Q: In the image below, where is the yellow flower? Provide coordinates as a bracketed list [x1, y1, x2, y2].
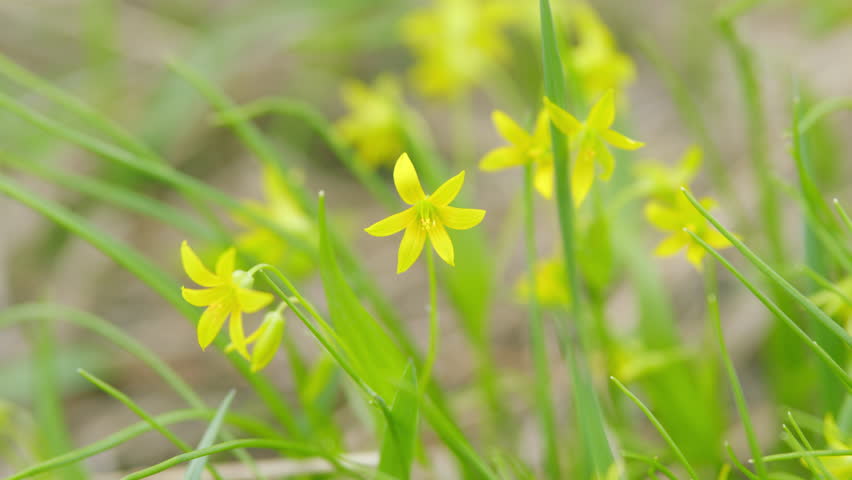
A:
[480, 109, 554, 198]
[567, 3, 636, 99]
[180, 241, 273, 358]
[545, 90, 644, 205]
[515, 256, 571, 308]
[335, 75, 406, 169]
[811, 276, 852, 333]
[634, 146, 703, 200]
[365, 153, 485, 273]
[816, 414, 852, 477]
[235, 166, 314, 275]
[402, 0, 513, 98]
[645, 195, 732, 270]
[226, 308, 286, 372]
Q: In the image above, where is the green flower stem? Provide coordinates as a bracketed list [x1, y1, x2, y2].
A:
[76, 370, 225, 480]
[703, 260, 767, 479]
[539, 0, 614, 475]
[785, 411, 836, 479]
[718, 19, 784, 265]
[834, 199, 852, 234]
[622, 452, 678, 480]
[610, 376, 699, 480]
[761, 449, 852, 463]
[523, 164, 561, 479]
[684, 228, 852, 390]
[725, 441, 760, 480]
[800, 97, 852, 134]
[420, 246, 439, 392]
[682, 188, 852, 348]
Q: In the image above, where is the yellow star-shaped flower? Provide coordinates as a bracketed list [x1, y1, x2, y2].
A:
[544, 90, 644, 205]
[645, 195, 732, 270]
[180, 241, 273, 358]
[634, 146, 703, 201]
[365, 153, 485, 273]
[335, 75, 406, 169]
[480, 109, 554, 198]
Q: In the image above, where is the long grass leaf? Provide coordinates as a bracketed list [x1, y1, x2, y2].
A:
[185, 391, 237, 480]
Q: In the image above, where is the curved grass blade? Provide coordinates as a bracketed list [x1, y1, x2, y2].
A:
[185, 390, 237, 480]
[378, 362, 418, 480]
[610, 376, 699, 480]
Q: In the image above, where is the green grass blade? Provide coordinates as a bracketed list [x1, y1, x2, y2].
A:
[378, 362, 419, 480]
[610, 376, 699, 480]
[0, 175, 302, 436]
[684, 228, 852, 390]
[185, 390, 236, 480]
[704, 263, 767, 478]
[539, 0, 614, 475]
[682, 188, 852, 348]
[800, 97, 852, 134]
[6, 410, 220, 480]
[784, 411, 836, 480]
[30, 319, 87, 480]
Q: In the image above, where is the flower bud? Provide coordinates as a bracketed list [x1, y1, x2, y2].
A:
[250, 310, 286, 372]
[232, 270, 255, 289]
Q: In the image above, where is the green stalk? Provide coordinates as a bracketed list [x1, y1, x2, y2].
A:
[523, 164, 561, 478]
[539, 0, 614, 475]
[785, 411, 836, 479]
[704, 261, 767, 479]
[762, 449, 852, 463]
[420, 246, 439, 391]
[610, 377, 699, 480]
[718, 19, 784, 264]
[835, 199, 852, 234]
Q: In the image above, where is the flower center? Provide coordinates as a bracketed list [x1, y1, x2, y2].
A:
[417, 201, 438, 231]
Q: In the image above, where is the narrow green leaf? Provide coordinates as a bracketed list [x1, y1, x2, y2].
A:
[378, 362, 419, 480]
[185, 390, 237, 480]
[610, 376, 699, 480]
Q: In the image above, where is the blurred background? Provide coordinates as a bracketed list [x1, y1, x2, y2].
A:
[2, 0, 852, 477]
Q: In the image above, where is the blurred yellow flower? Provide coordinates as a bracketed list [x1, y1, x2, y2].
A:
[226, 307, 286, 372]
[811, 276, 852, 333]
[480, 109, 554, 198]
[545, 91, 644, 205]
[402, 0, 513, 98]
[235, 166, 314, 276]
[567, 3, 636, 99]
[515, 256, 571, 308]
[365, 153, 485, 273]
[335, 75, 406, 169]
[645, 195, 732, 270]
[634, 146, 703, 200]
[180, 241, 273, 358]
[815, 414, 852, 478]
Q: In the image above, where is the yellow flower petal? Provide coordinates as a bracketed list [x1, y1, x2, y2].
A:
[215, 247, 236, 278]
[393, 153, 426, 204]
[544, 97, 582, 136]
[438, 206, 485, 230]
[601, 129, 644, 150]
[182, 286, 228, 307]
[654, 232, 688, 256]
[229, 309, 250, 360]
[237, 288, 274, 313]
[492, 110, 530, 145]
[365, 207, 417, 237]
[571, 151, 596, 206]
[479, 146, 526, 171]
[430, 170, 465, 206]
[531, 160, 553, 199]
[644, 202, 680, 231]
[587, 90, 615, 130]
[429, 222, 454, 266]
[532, 109, 551, 139]
[686, 242, 705, 270]
[197, 302, 230, 349]
[597, 138, 615, 180]
[704, 229, 732, 249]
[181, 241, 221, 287]
[397, 224, 427, 274]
